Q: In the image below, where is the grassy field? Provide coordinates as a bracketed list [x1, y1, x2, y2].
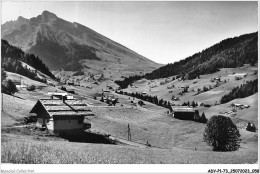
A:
[1, 65, 258, 164]
[2, 130, 257, 164]
[125, 65, 257, 105]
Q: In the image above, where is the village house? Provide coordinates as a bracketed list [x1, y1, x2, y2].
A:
[214, 77, 221, 82]
[171, 107, 197, 120]
[181, 85, 189, 92]
[30, 95, 95, 135]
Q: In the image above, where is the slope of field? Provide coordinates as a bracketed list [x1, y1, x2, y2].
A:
[1, 67, 258, 164]
[6, 72, 47, 87]
[19, 61, 57, 84]
[2, 131, 258, 164]
[124, 65, 257, 105]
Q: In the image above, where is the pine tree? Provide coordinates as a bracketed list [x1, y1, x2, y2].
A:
[200, 112, 207, 123]
[191, 101, 196, 108]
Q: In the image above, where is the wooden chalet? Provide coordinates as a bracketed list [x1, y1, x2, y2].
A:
[30, 98, 95, 135]
[171, 107, 197, 120]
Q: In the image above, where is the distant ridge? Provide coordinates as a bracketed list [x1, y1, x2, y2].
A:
[144, 32, 258, 80]
[116, 32, 258, 88]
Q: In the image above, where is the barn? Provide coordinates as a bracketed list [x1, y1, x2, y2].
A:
[29, 98, 95, 135]
[172, 107, 196, 120]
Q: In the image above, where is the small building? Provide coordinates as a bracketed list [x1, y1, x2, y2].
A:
[67, 82, 74, 86]
[172, 107, 197, 120]
[204, 104, 211, 108]
[214, 77, 221, 82]
[181, 86, 189, 92]
[234, 103, 243, 109]
[66, 89, 75, 94]
[48, 92, 67, 99]
[29, 98, 95, 135]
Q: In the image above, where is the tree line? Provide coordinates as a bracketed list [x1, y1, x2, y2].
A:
[116, 90, 207, 123]
[2, 57, 47, 84]
[116, 90, 173, 112]
[115, 32, 258, 89]
[220, 79, 258, 104]
[1, 39, 55, 79]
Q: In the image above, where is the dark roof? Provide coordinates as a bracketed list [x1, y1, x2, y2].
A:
[30, 99, 95, 117]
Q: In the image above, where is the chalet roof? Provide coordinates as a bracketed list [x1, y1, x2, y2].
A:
[172, 107, 196, 113]
[30, 99, 95, 118]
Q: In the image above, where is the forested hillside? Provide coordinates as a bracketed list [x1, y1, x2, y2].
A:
[220, 79, 258, 104]
[1, 39, 55, 79]
[116, 32, 258, 89]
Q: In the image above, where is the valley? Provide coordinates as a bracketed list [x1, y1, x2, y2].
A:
[1, 10, 258, 165]
[1, 64, 258, 164]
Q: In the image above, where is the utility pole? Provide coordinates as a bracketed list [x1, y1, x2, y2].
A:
[128, 123, 132, 141]
[20, 75, 22, 89]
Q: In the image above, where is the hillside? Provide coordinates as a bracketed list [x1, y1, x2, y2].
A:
[145, 32, 257, 80]
[1, 74, 258, 164]
[122, 64, 258, 123]
[116, 32, 258, 88]
[1, 11, 161, 76]
[1, 39, 55, 80]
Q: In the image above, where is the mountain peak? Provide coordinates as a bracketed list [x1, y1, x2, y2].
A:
[41, 10, 57, 21]
[1, 10, 161, 73]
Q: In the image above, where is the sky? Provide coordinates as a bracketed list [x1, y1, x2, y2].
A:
[1, 1, 258, 64]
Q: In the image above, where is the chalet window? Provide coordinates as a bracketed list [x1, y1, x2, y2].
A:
[78, 119, 83, 124]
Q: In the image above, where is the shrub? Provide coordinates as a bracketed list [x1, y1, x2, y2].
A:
[27, 85, 36, 91]
[2, 79, 18, 95]
[246, 122, 256, 132]
[1, 69, 7, 82]
[61, 86, 66, 91]
[203, 115, 241, 151]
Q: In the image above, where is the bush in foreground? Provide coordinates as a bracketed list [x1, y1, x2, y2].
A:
[1, 79, 18, 95]
[203, 115, 241, 151]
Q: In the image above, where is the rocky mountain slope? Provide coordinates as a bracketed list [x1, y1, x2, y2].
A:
[2, 11, 161, 76]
